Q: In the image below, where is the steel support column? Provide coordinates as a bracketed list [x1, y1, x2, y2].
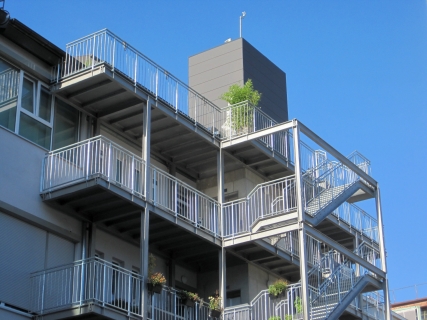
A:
[217, 148, 226, 308]
[219, 247, 226, 310]
[141, 97, 152, 319]
[375, 186, 391, 320]
[293, 121, 310, 319]
[140, 209, 149, 319]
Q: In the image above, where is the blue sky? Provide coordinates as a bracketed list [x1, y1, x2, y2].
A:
[9, 0, 427, 301]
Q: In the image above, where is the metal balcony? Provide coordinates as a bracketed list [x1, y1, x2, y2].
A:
[30, 257, 143, 319]
[30, 257, 212, 320]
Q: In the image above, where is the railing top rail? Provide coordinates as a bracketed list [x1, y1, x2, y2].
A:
[30, 257, 141, 277]
[64, 29, 221, 113]
[246, 175, 296, 199]
[349, 202, 378, 224]
[150, 164, 219, 205]
[46, 135, 142, 159]
[348, 150, 371, 165]
[222, 175, 296, 207]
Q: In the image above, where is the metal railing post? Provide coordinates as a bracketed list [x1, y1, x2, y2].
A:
[107, 142, 112, 181]
[112, 36, 115, 71]
[41, 271, 46, 314]
[127, 274, 131, 315]
[92, 35, 96, 70]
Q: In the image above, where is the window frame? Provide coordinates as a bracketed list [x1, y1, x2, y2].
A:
[15, 71, 54, 149]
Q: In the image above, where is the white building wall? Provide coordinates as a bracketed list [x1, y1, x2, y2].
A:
[0, 127, 81, 240]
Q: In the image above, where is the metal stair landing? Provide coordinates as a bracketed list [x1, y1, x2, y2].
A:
[251, 210, 298, 233]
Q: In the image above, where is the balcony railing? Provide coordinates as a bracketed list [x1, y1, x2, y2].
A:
[332, 202, 379, 243]
[30, 257, 212, 319]
[41, 136, 221, 237]
[148, 286, 211, 320]
[53, 29, 297, 157]
[30, 257, 143, 316]
[224, 283, 304, 320]
[41, 136, 146, 197]
[151, 166, 220, 236]
[223, 176, 297, 238]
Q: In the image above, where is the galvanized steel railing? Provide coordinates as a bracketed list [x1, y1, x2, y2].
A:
[303, 161, 363, 217]
[310, 263, 360, 320]
[41, 136, 220, 236]
[0, 68, 19, 104]
[54, 29, 297, 156]
[54, 29, 222, 130]
[148, 286, 211, 320]
[332, 202, 379, 243]
[222, 176, 297, 237]
[30, 257, 143, 316]
[223, 304, 251, 320]
[150, 166, 220, 236]
[236, 283, 303, 320]
[41, 136, 146, 197]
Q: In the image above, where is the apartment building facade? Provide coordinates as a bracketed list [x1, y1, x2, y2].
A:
[0, 10, 400, 320]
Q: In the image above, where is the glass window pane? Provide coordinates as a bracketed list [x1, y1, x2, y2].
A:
[39, 88, 51, 122]
[53, 99, 79, 150]
[0, 104, 16, 131]
[19, 112, 51, 149]
[0, 59, 19, 131]
[22, 78, 34, 113]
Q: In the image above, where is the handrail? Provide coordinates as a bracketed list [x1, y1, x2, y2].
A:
[41, 135, 221, 237]
[54, 29, 297, 156]
[41, 136, 146, 197]
[222, 176, 297, 237]
[150, 165, 220, 236]
[30, 257, 143, 315]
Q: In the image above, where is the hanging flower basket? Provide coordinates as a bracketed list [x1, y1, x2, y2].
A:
[147, 282, 163, 294]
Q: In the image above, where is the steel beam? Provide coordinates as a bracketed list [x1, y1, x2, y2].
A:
[298, 121, 377, 187]
[305, 225, 386, 279]
[221, 120, 294, 148]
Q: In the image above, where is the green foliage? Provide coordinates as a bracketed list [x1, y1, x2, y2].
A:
[268, 279, 288, 297]
[294, 296, 303, 314]
[268, 317, 282, 320]
[220, 79, 261, 106]
[182, 291, 200, 302]
[208, 295, 222, 311]
[285, 315, 293, 320]
[221, 79, 262, 132]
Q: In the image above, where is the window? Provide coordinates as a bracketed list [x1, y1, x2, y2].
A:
[52, 98, 79, 150]
[19, 113, 51, 149]
[0, 57, 81, 150]
[17, 73, 54, 149]
[21, 78, 35, 113]
[0, 59, 19, 131]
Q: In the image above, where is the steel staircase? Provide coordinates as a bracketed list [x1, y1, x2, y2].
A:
[303, 160, 373, 226]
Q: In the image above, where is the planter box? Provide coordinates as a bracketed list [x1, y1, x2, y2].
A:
[210, 309, 221, 318]
[182, 298, 195, 307]
[147, 283, 163, 294]
[269, 291, 286, 300]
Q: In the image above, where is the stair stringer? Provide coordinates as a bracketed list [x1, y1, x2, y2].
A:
[306, 180, 365, 226]
[325, 274, 382, 320]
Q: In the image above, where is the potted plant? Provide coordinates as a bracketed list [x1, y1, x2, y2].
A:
[147, 254, 166, 294]
[269, 316, 282, 320]
[268, 279, 288, 298]
[208, 295, 222, 318]
[220, 79, 261, 135]
[179, 291, 200, 307]
[148, 272, 166, 294]
[293, 296, 303, 319]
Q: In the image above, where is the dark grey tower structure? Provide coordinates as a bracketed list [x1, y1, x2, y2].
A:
[189, 38, 288, 123]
